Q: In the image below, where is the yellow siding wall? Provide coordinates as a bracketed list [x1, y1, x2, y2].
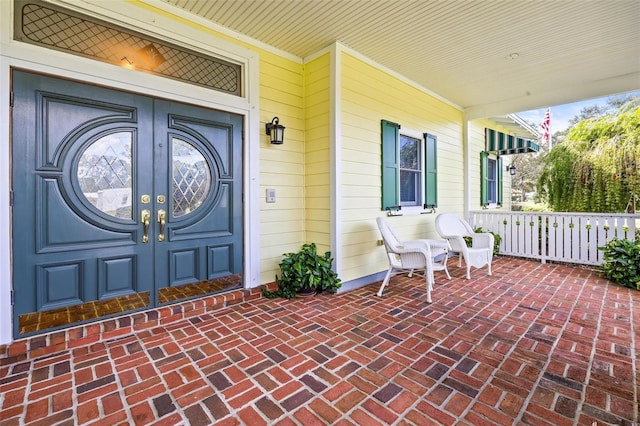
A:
[257, 51, 307, 283]
[304, 54, 331, 253]
[339, 52, 463, 282]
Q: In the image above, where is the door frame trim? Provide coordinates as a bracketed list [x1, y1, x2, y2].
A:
[0, 0, 261, 345]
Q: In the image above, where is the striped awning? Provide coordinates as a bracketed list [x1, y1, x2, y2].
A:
[485, 128, 540, 155]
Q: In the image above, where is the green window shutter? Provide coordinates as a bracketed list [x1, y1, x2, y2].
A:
[480, 151, 488, 206]
[497, 156, 503, 205]
[424, 133, 438, 208]
[381, 120, 400, 210]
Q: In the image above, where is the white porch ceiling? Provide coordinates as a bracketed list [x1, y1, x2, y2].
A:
[159, 0, 640, 119]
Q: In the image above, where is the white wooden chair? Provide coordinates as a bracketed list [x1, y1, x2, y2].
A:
[376, 217, 450, 302]
[435, 213, 493, 279]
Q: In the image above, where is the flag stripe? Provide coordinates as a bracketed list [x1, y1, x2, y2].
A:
[541, 107, 550, 143]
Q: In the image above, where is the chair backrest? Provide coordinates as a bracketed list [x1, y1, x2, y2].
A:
[435, 213, 474, 238]
[376, 217, 402, 253]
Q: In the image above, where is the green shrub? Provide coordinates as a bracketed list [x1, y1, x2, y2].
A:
[263, 243, 342, 299]
[599, 238, 640, 290]
[464, 227, 502, 256]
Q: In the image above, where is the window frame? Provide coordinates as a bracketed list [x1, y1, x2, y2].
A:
[399, 132, 423, 207]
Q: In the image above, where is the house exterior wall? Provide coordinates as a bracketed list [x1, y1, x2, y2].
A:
[338, 52, 464, 283]
[0, 0, 516, 344]
[257, 50, 307, 283]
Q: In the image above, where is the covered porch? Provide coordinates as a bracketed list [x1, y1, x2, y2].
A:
[1, 257, 637, 425]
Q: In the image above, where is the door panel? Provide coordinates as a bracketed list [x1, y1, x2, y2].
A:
[153, 100, 243, 292]
[12, 70, 243, 337]
[12, 71, 154, 332]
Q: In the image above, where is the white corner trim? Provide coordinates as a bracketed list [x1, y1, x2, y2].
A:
[0, 58, 11, 346]
[463, 116, 472, 217]
[330, 43, 342, 276]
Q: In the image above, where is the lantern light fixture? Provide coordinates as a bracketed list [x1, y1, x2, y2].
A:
[265, 117, 285, 144]
[507, 164, 517, 176]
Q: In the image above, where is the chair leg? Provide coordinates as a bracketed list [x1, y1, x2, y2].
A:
[466, 264, 471, 280]
[425, 275, 433, 303]
[377, 268, 393, 296]
[442, 256, 451, 280]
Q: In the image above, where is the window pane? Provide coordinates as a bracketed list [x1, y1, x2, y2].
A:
[400, 135, 419, 170]
[400, 170, 420, 205]
[399, 135, 421, 206]
[488, 158, 497, 203]
[78, 132, 132, 219]
[172, 138, 212, 217]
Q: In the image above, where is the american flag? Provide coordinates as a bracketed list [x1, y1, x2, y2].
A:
[541, 107, 551, 144]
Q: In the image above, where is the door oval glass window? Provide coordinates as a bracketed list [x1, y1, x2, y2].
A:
[77, 132, 132, 219]
[172, 138, 212, 218]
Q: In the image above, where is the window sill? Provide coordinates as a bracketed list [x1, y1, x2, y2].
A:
[483, 204, 502, 210]
[386, 205, 437, 217]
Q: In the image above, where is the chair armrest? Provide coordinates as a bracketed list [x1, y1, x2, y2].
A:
[399, 240, 433, 257]
[470, 233, 494, 250]
[439, 235, 468, 253]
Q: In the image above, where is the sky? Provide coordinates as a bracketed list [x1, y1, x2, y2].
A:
[515, 90, 640, 135]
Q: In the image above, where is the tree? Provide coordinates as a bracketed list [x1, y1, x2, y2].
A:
[537, 99, 640, 213]
[510, 146, 546, 203]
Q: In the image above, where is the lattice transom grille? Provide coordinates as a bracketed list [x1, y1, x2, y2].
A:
[15, 0, 241, 96]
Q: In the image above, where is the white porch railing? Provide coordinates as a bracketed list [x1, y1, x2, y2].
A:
[469, 211, 639, 266]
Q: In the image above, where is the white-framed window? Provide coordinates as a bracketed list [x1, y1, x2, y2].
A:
[381, 120, 438, 211]
[487, 157, 498, 204]
[480, 151, 503, 207]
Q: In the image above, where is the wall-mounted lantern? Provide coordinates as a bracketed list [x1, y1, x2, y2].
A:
[507, 164, 517, 175]
[265, 117, 285, 144]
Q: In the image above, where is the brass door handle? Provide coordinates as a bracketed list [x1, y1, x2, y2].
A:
[141, 209, 151, 243]
[157, 209, 166, 242]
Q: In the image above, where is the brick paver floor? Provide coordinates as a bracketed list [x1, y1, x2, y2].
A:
[0, 257, 638, 425]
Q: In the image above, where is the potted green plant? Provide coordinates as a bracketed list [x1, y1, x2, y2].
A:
[599, 237, 640, 290]
[263, 243, 342, 299]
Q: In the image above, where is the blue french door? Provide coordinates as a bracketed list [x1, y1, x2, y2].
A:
[11, 70, 243, 337]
